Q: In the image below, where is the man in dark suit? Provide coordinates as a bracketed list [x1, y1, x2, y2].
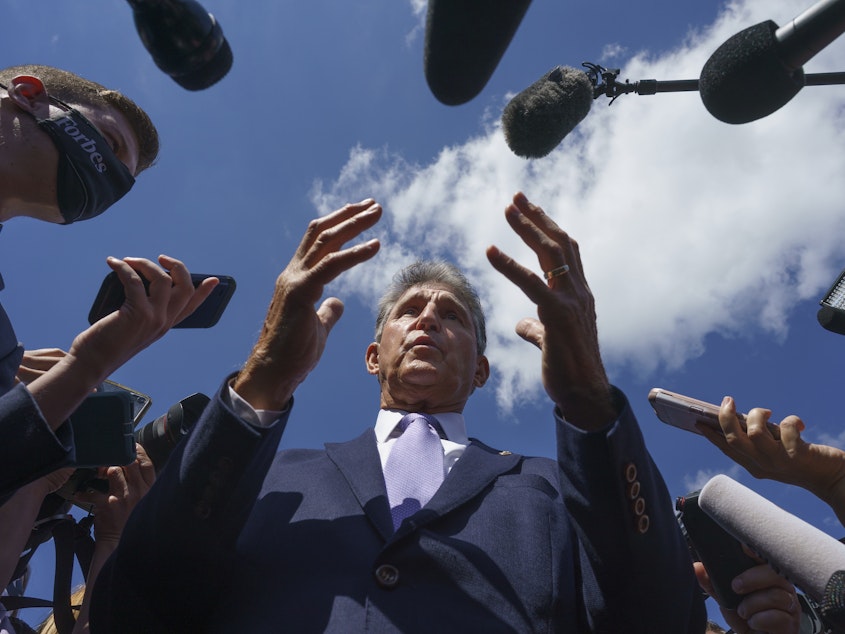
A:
[91, 192, 706, 632]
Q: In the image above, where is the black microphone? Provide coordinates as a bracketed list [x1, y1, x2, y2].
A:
[699, 0, 845, 123]
[126, 0, 232, 91]
[501, 66, 594, 159]
[424, 0, 532, 106]
[698, 474, 845, 629]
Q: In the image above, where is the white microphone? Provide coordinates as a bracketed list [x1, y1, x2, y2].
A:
[698, 474, 845, 627]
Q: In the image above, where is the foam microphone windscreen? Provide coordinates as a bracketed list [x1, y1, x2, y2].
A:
[501, 66, 594, 159]
[424, 0, 532, 106]
[699, 20, 805, 124]
[698, 474, 845, 603]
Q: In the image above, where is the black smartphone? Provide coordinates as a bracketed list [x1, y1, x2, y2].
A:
[69, 391, 137, 468]
[676, 490, 759, 609]
[88, 271, 236, 328]
[648, 387, 780, 439]
[56, 390, 142, 510]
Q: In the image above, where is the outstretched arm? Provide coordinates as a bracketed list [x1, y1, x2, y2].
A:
[699, 397, 845, 526]
[232, 199, 381, 410]
[489, 192, 704, 632]
[90, 200, 382, 632]
[27, 254, 217, 430]
[0, 256, 215, 500]
[486, 191, 616, 428]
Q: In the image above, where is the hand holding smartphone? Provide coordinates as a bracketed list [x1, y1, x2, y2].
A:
[88, 270, 236, 328]
[55, 380, 152, 510]
[648, 388, 780, 439]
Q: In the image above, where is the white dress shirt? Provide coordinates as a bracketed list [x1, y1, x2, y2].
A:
[226, 385, 470, 475]
[373, 409, 469, 476]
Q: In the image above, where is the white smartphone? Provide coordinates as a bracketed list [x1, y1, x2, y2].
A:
[647, 388, 779, 439]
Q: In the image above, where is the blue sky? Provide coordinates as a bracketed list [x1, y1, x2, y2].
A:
[5, 0, 845, 628]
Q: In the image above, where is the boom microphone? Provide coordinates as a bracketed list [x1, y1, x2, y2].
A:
[699, 0, 845, 123]
[424, 0, 532, 106]
[126, 0, 233, 91]
[501, 66, 594, 159]
[698, 474, 845, 628]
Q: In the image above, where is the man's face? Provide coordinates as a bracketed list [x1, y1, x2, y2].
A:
[36, 99, 140, 223]
[366, 283, 489, 412]
[74, 102, 140, 177]
[1, 84, 140, 224]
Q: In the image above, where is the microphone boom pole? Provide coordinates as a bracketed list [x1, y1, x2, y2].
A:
[584, 62, 845, 106]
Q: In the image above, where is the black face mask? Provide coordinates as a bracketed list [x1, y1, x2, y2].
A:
[34, 100, 136, 224]
[1, 83, 136, 224]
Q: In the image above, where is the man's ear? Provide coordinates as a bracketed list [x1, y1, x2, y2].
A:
[473, 355, 490, 388]
[7, 75, 50, 117]
[365, 342, 380, 376]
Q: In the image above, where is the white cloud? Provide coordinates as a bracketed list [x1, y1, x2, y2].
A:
[683, 464, 746, 494]
[312, 0, 845, 411]
[818, 429, 845, 451]
[600, 43, 627, 61]
[404, 0, 427, 47]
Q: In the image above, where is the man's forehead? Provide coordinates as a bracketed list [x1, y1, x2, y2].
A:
[395, 283, 469, 309]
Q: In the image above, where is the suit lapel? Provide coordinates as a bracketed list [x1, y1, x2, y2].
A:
[396, 439, 522, 535]
[325, 429, 394, 540]
[326, 433, 523, 540]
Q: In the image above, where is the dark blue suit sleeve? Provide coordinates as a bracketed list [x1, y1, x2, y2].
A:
[90, 378, 290, 633]
[556, 387, 706, 633]
[0, 306, 74, 504]
[0, 384, 74, 504]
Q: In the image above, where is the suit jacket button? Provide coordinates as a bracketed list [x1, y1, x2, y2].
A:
[637, 514, 650, 534]
[633, 496, 646, 516]
[624, 462, 637, 483]
[374, 564, 400, 588]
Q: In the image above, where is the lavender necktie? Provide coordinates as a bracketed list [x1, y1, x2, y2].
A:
[384, 413, 445, 531]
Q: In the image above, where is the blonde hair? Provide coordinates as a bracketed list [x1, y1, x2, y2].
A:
[36, 585, 86, 634]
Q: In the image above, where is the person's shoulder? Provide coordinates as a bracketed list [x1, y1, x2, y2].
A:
[519, 454, 559, 477]
[274, 446, 328, 463]
[469, 438, 559, 478]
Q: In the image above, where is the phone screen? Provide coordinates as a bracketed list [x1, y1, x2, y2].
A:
[96, 379, 152, 424]
[88, 271, 236, 328]
[70, 391, 136, 468]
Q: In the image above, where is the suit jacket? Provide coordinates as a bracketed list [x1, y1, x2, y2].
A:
[91, 382, 705, 633]
[0, 298, 73, 504]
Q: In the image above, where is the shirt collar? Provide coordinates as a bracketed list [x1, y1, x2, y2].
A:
[374, 408, 468, 445]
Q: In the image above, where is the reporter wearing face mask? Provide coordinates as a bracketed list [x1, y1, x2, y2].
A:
[0, 65, 216, 502]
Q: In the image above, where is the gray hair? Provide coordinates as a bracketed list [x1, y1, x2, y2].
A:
[375, 261, 486, 355]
